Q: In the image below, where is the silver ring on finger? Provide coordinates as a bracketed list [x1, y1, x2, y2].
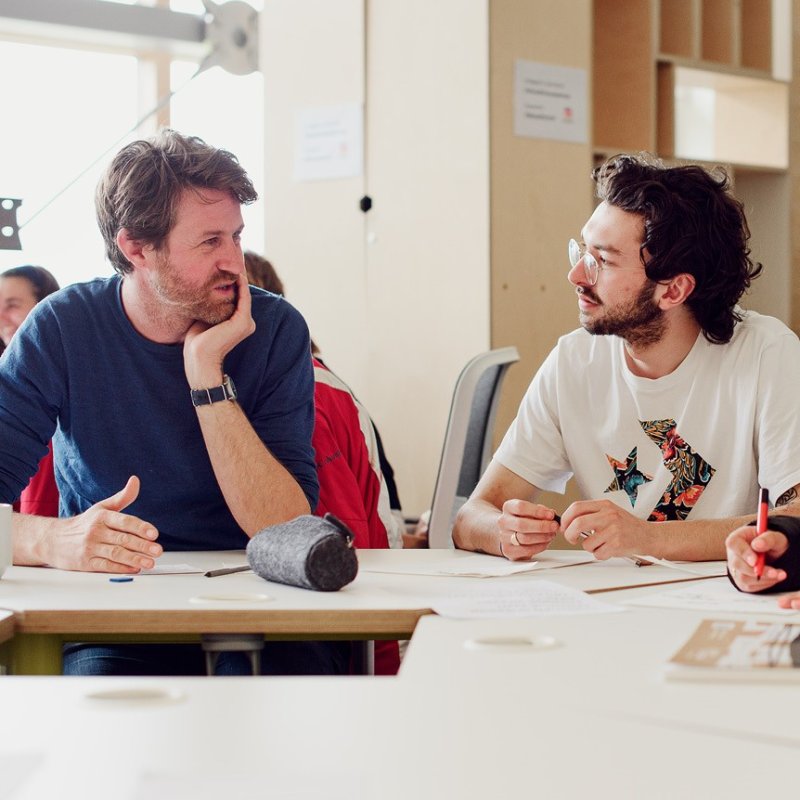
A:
[511, 531, 520, 547]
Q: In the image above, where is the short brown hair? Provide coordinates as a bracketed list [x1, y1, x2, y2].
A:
[96, 129, 258, 275]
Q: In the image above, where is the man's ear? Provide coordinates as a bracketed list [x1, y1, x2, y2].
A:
[656, 273, 696, 310]
[116, 229, 153, 270]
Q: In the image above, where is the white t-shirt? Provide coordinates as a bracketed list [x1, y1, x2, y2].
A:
[495, 311, 800, 521]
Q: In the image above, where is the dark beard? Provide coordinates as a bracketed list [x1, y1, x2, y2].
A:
[152, 254, 239, 326]
[581, 280, 665, 348]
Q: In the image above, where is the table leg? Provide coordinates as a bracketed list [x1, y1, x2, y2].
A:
[10, 634, 63, 675]
[351, 640, 375, 675]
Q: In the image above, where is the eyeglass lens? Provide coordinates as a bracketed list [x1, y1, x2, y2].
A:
[568, 239, 598, 284]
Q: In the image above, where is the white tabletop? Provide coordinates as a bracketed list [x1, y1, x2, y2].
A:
[401, 602, 800, 745]
[0, 549, 723, 644]
[0, 548, 727, 678]
[0, 671, 795, 800]
[0, 550, 430, 636]
[0, 551, 796, 798]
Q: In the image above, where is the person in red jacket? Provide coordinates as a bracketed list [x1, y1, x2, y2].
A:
[0, 265, 61, 517]
[244, 252, 402, 674]
[312, 358, 400, 674]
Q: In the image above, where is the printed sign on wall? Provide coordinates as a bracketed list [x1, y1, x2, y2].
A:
[514, 60, 588, 144]
[293, 104, 363, 182]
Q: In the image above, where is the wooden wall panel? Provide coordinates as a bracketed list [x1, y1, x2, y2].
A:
[489, 0, 594, 449]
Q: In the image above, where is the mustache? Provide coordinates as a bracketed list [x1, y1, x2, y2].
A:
[577, 286, 601, 304]
[206, 272, 239, 290]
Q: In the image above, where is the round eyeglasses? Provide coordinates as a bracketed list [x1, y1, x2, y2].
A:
[568, 239, 600, 286]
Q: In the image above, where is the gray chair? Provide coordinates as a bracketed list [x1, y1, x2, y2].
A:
[427, 346, 520, 549]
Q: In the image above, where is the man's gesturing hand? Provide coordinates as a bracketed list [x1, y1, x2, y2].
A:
[44, 476, 161, 573]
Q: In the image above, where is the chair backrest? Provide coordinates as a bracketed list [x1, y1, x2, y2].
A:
[427, 346, 520, 548]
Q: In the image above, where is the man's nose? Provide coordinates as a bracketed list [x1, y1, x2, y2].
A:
[567, 258, 591, 287]
[218, 240, 244, 273]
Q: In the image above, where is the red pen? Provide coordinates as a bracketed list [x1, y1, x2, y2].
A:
[755, 487, 769, 580]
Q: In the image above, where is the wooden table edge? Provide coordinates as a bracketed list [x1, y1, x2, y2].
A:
[12, 607, 434, 637]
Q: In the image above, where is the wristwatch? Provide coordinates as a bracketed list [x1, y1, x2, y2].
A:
[190, 374, 237, 407]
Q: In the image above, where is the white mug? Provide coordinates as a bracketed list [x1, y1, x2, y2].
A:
[0, 503, 11, 579]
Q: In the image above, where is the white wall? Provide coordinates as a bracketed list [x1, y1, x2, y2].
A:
[261, 0, 490, 515]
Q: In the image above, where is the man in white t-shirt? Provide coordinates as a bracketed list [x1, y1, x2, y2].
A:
[453, 153, 800, 562]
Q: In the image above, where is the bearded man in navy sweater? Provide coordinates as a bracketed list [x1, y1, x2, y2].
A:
[0, 129, 346, 676]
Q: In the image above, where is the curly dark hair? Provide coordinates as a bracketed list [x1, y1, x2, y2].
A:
[96, 129, 258, 275]
[592, 153, 762, 344]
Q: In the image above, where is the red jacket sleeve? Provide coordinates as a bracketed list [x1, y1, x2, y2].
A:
[18, 441, 59, 517]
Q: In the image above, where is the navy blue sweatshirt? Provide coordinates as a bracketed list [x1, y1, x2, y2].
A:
[0, 276, 318, 550]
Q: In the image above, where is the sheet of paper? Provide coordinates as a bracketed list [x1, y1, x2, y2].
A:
[139, 564, 203, 575]
[624, 580, 800, 615]
[431, 579, 625, 619]
[360, 551, 592, 578]
[359, 550, 594, 578]
[631, 556, 727, 577]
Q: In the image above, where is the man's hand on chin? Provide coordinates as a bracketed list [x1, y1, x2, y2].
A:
[183, 272, 255, 387]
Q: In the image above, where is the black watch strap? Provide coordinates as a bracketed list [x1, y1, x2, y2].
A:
[191, 374, 237, 407]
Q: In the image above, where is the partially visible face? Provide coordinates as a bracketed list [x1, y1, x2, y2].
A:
[147, 188, 245, 325]
[0, 276, 38, 346]
[568, 201, 665, 348]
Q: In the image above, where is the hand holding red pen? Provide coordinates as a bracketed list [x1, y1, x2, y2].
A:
[725, 523, 789, 593]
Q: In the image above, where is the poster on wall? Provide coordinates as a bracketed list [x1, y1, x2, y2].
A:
[513, 60, 588, 144]
[293, 103, 363, 182]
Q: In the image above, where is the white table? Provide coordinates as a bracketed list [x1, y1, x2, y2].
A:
[401, 592, 800, 747]
[0, 670, 795, 800]
[0, 550, 724, 674]
[1, 553, 797, 798]
[0, 550, 425, 673]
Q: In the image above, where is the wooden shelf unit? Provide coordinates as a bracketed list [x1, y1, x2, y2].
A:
[657, 62, 788, 168]
[595, 1, 785, 158]
[658, 0, 774, 69]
